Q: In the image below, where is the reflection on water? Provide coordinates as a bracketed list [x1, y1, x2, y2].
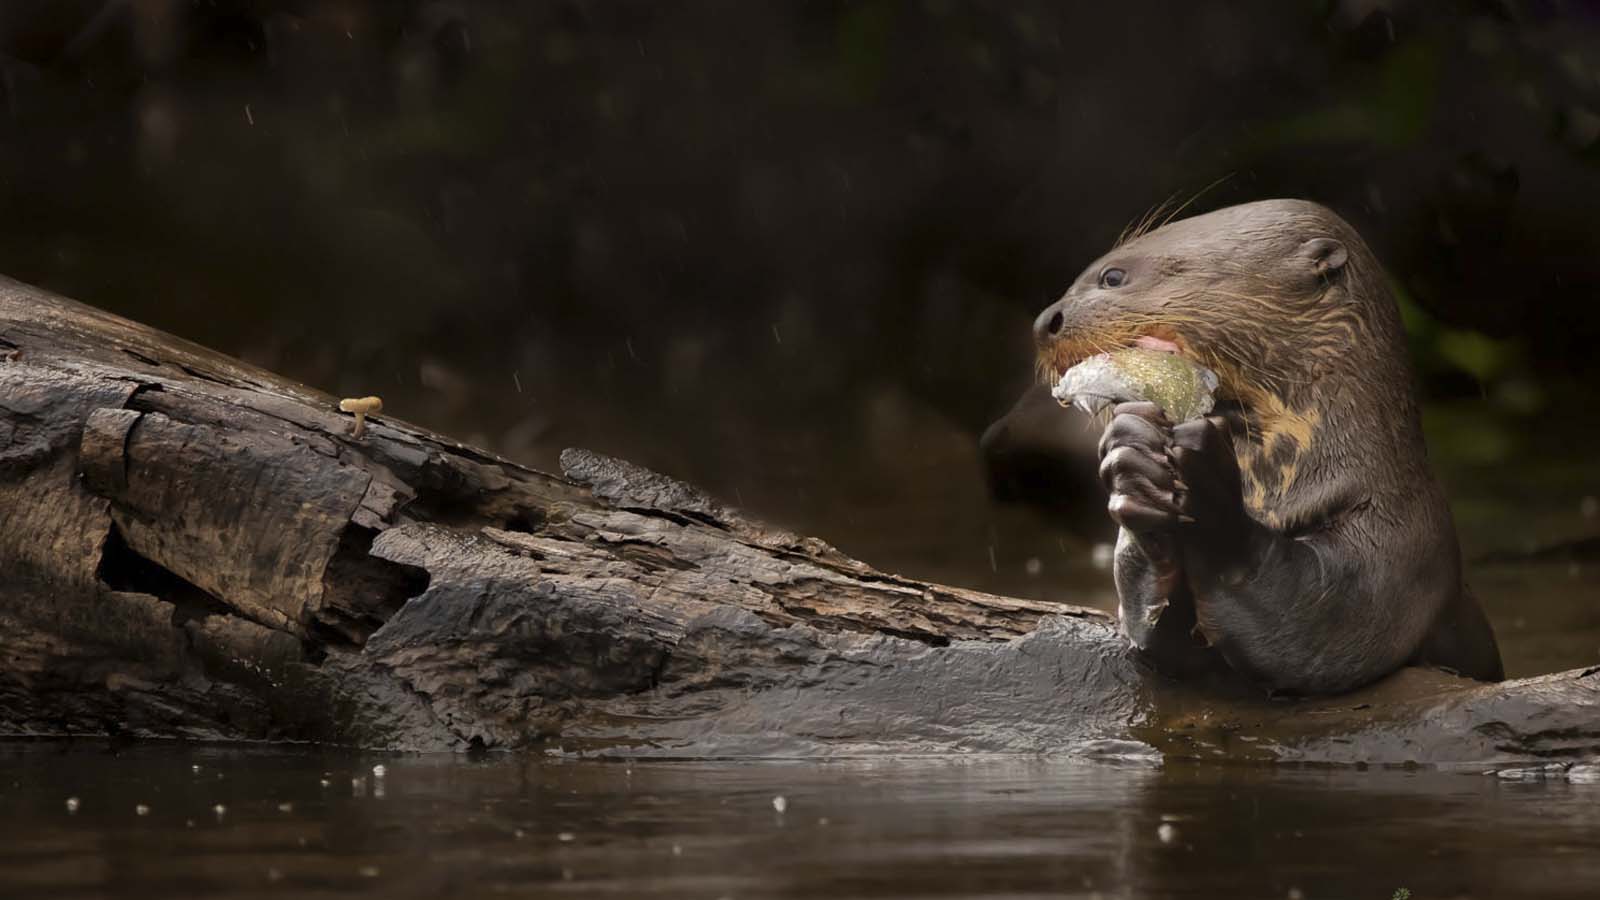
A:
[1474, 559, 1600, 679]
[3, 742, 1599, 899]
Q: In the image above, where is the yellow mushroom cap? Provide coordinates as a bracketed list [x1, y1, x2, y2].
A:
[339, 396, 383, 415]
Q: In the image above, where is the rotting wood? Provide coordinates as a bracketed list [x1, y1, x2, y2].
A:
[1, 274, 1596, 764]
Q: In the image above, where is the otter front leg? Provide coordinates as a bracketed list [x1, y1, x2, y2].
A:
[1166, 416, 1428, 694]
[1098, 403, 1200, 661]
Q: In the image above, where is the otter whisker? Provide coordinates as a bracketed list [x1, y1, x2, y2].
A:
[1116, 192, 1181, 249]
[1156, 172, 1235, 231]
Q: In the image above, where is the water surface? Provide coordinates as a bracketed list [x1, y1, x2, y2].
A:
[3, 742, 1597, 899]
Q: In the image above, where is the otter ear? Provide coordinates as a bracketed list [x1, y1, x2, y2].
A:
[1300, 237, 1347, 280]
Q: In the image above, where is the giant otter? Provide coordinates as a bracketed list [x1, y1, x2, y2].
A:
[1032, 199, 1503, 695]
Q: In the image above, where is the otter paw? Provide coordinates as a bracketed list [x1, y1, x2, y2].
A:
[1098, 401, 1186, 532]
[1169, 414, 1247, 536]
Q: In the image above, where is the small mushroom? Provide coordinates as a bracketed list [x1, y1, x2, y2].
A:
[338, 396, 383, 439]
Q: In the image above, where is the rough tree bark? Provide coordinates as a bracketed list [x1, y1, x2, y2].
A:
[1, 275, 1596, 764]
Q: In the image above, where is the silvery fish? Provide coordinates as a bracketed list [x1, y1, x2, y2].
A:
[1051, 348, 1218, 422]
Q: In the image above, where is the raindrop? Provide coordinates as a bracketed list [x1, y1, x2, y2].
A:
[1091, 543, 1115, 569]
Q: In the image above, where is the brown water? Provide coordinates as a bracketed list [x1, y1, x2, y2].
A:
[3, 742, 1598, 899]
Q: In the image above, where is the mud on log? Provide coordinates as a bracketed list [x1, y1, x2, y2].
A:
[1, 275, 1596, 763]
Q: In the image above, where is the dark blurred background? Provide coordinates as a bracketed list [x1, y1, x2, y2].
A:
[2, 1, 1599, 630]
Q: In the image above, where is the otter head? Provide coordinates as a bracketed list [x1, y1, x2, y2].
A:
[1033, 199, 1407, 420]
[1033, 198, 1415, 519]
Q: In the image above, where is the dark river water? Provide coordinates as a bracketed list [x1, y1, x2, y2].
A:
[3, 742, 1598, 900]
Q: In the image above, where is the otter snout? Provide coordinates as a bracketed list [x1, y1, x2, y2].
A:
[1033, 301, 1067, 346]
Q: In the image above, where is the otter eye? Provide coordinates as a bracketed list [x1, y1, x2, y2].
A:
[1099, 267, 1127, 288]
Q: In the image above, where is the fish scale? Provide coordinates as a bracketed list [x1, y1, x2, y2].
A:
[1051, 348, 1219, 422]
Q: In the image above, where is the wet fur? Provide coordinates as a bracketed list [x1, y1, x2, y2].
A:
[1035, 199, 1503, 694]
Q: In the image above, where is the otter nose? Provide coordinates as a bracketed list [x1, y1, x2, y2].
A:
[1033, 302, 1067, 346]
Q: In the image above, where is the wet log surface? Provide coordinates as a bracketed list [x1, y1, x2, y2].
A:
[2, 275, 1596, 765]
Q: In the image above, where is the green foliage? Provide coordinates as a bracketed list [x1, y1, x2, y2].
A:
[1253, 43, 1440, 149]
[1392, 279, 1535, 407]
[1435, 328, 1513, 383]
[1392, 889, 1412, 900]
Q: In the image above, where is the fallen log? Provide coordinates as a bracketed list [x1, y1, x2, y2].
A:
[2, 275, 1596, 764]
